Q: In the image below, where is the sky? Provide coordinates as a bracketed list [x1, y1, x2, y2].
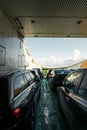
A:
[25, 38, 87, 67]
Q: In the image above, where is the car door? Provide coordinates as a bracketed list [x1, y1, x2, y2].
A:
[64, 71, 87, 130]
[76, 73, 87, 129]
[59, 71, 83, 130]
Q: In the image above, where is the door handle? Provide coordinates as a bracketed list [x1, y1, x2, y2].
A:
[65, 96, 70, 102]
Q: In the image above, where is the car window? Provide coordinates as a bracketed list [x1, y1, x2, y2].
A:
[23, 72, 33, 85]
[63, 70, 71, 74]
[24, 73, 32, 81]
[78, 73, 87, 98]
[29, 72, 35, 79]
[14, 75, 25, 97]
[65, 72, 82, 91]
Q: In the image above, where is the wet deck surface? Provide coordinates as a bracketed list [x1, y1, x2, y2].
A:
[35, 78, 70, 130]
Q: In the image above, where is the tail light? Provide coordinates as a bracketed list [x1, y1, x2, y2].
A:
[13, 108, 21, 118]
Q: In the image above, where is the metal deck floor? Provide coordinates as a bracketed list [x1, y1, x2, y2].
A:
[35, 78, 70, 130]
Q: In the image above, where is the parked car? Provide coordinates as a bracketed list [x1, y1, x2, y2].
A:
[57, 68, 87, 130]
[0, 69, 39, 130]
[50, 69, 71, 91]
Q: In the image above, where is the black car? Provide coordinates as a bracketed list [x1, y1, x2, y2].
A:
[57, 68, 87, 130]
[0, 69, 39, 130]
[50, 69, 71, 91]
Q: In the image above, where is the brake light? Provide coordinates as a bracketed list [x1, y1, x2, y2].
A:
[13, 108, 21, 118]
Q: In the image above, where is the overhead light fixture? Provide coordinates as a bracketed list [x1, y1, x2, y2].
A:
[77, 20, 82, 24]
[67, 35, 70, 37]
[35, 35, 38, 37]
[31, 20, 35, 23]
[14, 18, 24, 29]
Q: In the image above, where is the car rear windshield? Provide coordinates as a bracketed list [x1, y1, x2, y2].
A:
[55, 70, 63, 74]
[55, 69, 71, 74]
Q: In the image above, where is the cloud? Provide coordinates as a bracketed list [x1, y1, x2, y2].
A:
[67, 49, 83, 61]
[73, 49, 82, 61]
[50, 56, 57, 62]
[37, 50, 86, 68]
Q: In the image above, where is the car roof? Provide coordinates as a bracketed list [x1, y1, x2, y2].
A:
[0, 69, 30, 77]
[72, 68, 87, 73]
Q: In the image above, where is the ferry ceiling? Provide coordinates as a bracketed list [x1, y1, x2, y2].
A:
[0, 0, 87, 38]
